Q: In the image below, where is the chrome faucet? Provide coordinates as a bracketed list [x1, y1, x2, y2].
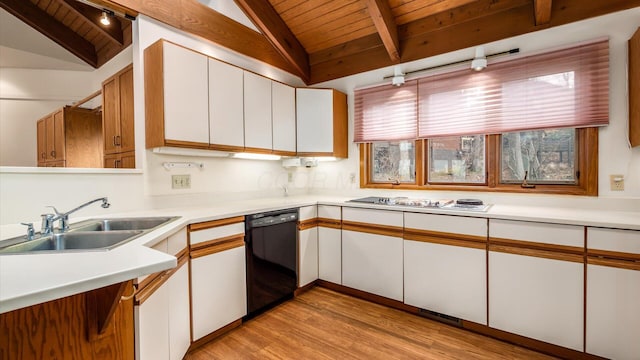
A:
[44, 197, 111, 233]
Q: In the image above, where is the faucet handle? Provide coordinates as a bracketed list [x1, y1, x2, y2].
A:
[20, 222, 35, 240]
[40, 213, 55, 234]
[46, 205, 62, 215]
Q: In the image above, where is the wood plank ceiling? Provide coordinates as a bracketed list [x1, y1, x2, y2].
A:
[0, 0, 133, 68]
[4, 0, 639, 83]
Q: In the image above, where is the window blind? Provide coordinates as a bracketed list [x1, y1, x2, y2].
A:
[418, 39, 609, 138]
[354, 80, 418, 142]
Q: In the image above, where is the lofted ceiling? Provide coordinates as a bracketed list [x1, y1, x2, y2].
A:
[3, 0, 639, 83]
[0, 0, 134, 69]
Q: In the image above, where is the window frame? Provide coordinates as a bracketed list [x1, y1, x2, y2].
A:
[360, 128, 598, 196]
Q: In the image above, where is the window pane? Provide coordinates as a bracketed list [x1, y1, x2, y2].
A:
[428, 135, 485, 183]
[370, 141, 415, 183]
[501, 129, 576, 184]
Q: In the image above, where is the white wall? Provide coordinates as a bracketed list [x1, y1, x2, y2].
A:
[0, 47, 134, 166]
[311, 8, 640, 202]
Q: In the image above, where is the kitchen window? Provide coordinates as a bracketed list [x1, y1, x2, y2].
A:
[357, 38, 606, 195]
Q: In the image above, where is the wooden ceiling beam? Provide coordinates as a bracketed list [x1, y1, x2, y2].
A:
[60, 0, 125, 46]
[309, 0, 640, 84]
[363, 0, 400, 62]
[534, 0, 553, 25]
[233, 0, 310, 83]
[0, 0, 97, 67]
[107, 0, 301, 81]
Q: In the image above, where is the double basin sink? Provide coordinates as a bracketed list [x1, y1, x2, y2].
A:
[0, 217, 179, 255]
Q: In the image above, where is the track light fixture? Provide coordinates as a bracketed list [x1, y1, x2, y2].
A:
[100, 11, 111, 26]
[471, 46, 487, 71]
[391, 66, 405, 86]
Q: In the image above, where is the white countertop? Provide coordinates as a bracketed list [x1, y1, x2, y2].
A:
[1, 194, 638, 314]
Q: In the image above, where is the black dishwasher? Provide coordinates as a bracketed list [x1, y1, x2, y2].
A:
[245, 208, 298, 318]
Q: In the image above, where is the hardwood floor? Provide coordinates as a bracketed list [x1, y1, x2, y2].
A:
[185, 287, 556, 359]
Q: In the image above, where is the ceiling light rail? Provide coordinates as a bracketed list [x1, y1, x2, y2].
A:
[383, 47, 519, 83]
[75, 0, 136, 20]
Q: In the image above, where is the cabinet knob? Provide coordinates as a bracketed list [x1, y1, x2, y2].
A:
[50, 150, 56, 158]
[115, 159, 121, 168]
[115, 135, 122, 146]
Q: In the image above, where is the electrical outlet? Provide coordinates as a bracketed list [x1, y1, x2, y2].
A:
[172, 174, 191, 189]
[609, 174, 624, 191]
[349, 173, 356, 184]
[287, 172, 293, 183]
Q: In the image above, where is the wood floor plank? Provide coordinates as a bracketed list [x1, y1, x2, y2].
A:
[185, 287, 556, 360]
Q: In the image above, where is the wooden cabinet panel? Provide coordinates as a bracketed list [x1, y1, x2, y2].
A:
[489, 251, 584, 351]
[118, 66, 135, 153]
[104, 151, 135, 169]
[52, 109, 65, 161]
[244, 71, 272, 151]
[272, 81, 296, 154]
[191, 246, 247, 341]
[103, 76, 119, 155]
[36, 119, 46, 166]
[296, 88, 347, 157]
[209, 58, 244, 149]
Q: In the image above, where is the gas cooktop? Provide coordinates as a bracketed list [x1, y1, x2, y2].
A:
[347, 196, 491, 212]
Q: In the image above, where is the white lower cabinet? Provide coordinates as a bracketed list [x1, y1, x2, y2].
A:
[136, 260, 190, 360]
[403, 213, 487, 325]
[191, 245, 247, 341]
[489, 252, 584, 351]
[342, 207, 403, 301]
[586, 227, 640, 359]
[298, 205, 319, 287]
[318, 226, 341, 283]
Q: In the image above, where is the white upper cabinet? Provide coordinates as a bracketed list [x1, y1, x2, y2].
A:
[209, 58, 244, 149]
[243, 71, 272, 150]
[272, 82, 296, 154]
[145, 40, 209, 147]
[296, 88, 347, 157]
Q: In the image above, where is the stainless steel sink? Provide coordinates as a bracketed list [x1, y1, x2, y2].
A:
[0, 231, 143, 254]
[0, 216, 179, 255]
[71, 217, 178, 232]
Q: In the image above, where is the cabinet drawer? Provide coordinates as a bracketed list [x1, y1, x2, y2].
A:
[167, 227, 188, 256]
[342, 207, 402, 227]
[405, 212, 486, 237]
[587, 227, 640, 255]
[299, 205, 317, 221]
[490, 219, 583, 248]
[190, 220, 244, 245]
[318, 205, 341, 220]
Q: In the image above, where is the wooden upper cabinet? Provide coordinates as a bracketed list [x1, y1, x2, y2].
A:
[272, 81, 296, 155]
[243, 71, 272, 152]
[630, 27, 640, 147]
[36, 119, 46, 165]
[296, 88, 348, 158]
[145, 40, 209, 149]
[209, 58, 244, 151]
[102, 64, 135, 157]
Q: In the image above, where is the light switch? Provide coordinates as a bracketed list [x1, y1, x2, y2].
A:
[172, 174, 191, 189]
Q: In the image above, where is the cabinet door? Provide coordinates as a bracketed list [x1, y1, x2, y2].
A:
[318, 227, 341, 284]
[52, 109, 65, 161]
[36, 119, 46, 165]
[168, 264, 191, 360]
[243, 71, 272, 150]
[137, 280, 170, 360]
[118, 65, 135, 153]
[272, 82, 296, 154]
[299, 227, 318, 287]
[296, 88, 333, 154]
[489, 251, 583, 351]
[404, 241, 486, 324]
[586, 264, 640, 359]
[102, 76, 119, 154]
[209, 58, 244, 149]
[191, 246, 247, 341]
[163, 42, 209, 145]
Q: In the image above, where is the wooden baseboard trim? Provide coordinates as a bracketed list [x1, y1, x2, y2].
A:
[295, 280, 317, 296]
[462, 321, 605, 360]
[317, 281, 605, 360]
[316, 280, 419, 314]
[188, 319, 243, 352]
